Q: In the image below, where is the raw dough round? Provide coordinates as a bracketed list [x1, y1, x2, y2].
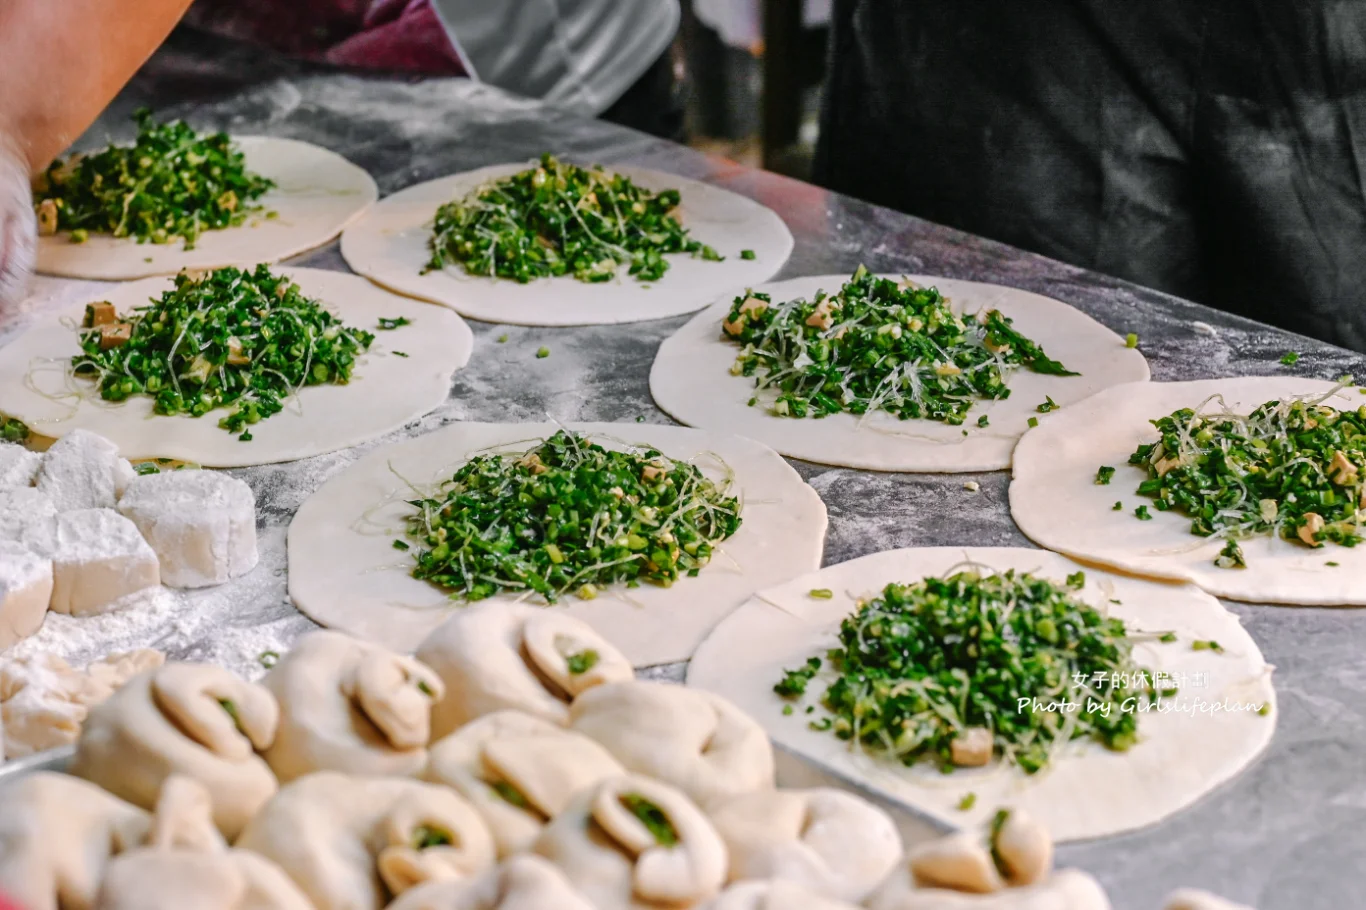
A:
[1009, 377, 1366, 605]
[650, 275, 1150, 472]
[287, 422, 827, 666]
[687, 546, 1276, 842]
[0, 267, 473, 467]
[37, 137, 378, 280]
[339, 162, 793, 327]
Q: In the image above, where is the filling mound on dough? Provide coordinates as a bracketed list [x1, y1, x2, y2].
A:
[32, 109, 275, 249]
[1119, 393, 1366, 567]
[70, 265, 376, 440]
[424, 153, 725, 284]
[399, 430, 741, 603]
[721, 266, 1076, 425]
[774, 569, 1170, 774]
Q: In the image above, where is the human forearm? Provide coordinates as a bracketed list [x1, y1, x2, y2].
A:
[0, 0, 195, 173]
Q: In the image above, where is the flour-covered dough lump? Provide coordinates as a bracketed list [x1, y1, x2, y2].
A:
[0, 488, 57, 548]
[35, 429, 132, 512]
[0, 444, 40, 490]
[42, 509, 160, 615]
[119, 469, 258, 588]
[0, 541, 52, 651]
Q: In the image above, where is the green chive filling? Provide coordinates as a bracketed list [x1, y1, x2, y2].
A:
[618, 794, 679, 847]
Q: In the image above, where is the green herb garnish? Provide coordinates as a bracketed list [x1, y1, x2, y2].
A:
[425, 153, 720, 284]
[491, 780, 530, 809]
[740, 249, 756, 260]
[378, 317, 411, 330]
[1113, 501, 1123, 510]
[1134, 505, 1153, 520]
[1280, 351, 1301, 365]
[1095, 466, 1116, 485]
[566, 650, 600, 675]
[258, 651, 279, 669]
[402, 430, 740, 603]
[34, 109, 273, 249]
[1192, 639, 1224, 653]
[1215, 539, 1246, 569]
[71, 265, 373, 437]
[0, 416, 29, 444]
[536, 346, 550, 359]
[775, 656, 822, 697]
[1159, 632, 1178, 643]
[1037, 397, 1058, 413]
[619, 794, 679, 847]
[722, 266, 1075, 425]
[412, 825, 453, 849]
[787, 570, 1162, 774]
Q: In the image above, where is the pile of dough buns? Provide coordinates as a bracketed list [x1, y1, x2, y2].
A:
[0, 428, 259, 649]
[0, 601, 1253, 910]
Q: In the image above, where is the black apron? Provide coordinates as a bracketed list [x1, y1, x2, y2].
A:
[815, 1, 1366, 351]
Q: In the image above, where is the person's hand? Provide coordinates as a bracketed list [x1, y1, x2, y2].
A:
[0, 134, 36, 314]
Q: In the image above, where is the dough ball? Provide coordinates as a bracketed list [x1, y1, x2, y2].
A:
[386, 855, 596, 910]
[118, 469, 258, 588]
[533, 773, 729, 910]
[866, 865, 1111, 910]
[36, 429, 122, 512]
[42, 508, 160, 616]
[0, 539, 52, 650]
[0, 442, 41, 489]
[416, 602, 633, 737]
[0, 487, 57, 547]
[703, 880, 862, 910]
[709, 787, 901, 903]
[1163, 889, 1256, 910]
[0, 648, 162, 759]
[0, 771, 150, 910]
[70, 662, 279, 838]
[236, 771, 495, 910]
[569, 680, 775, 808]
[422, 709, 625, 857]
[262, 629, 444, 783]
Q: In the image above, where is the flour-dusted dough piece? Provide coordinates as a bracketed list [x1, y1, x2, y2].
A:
[289, 422, 827, 665]
[687, 546, 1277, 842]
[95, 775, 314, 910]
[569, 680, 775, 809]
[415, 603, 633, 736]
[1010, 377, 1366, 604]
[0, 771, 151, 910]
[709, 787, 901, 903]
[704, 880, 862, 910]
[38, 136, 378, 280]
[387, 855, 597, 910]
[70, 662, 279, 838]
[236, 771, 496, 910]
[37, 428, 122, 511]
[42, 508, 160, 616]
[340, 161, 793, 327]
[0, 269, 473, 467]
[534, 774, 729, 910]
[118, 469, 258, 588]
[0, 648, 163, 758]
[650, 275, 1150, 473]
[422, 709, 625, 857]
[1162, 889, 1256, 910]
[262, 629, 445, 783]
[0, 442, 41, 489]
[0, 487, 57, 546]
[0, 540, 52, 650]
[866, 868, 1112, 910]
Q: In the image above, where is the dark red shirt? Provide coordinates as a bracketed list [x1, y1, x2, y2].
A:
[184, 0, 468, 76]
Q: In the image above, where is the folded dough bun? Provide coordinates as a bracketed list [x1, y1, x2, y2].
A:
[94, 775, 313, 910]
[0, 771, 150, 910]
[709, 787, 902, 903]
[865, 869, 1112, 910]
[69, 662, 280, 838]
[704, 880, 862, 910]
[236, 771, 495, 910]
[533, 773, 729, 910]
[570, 680, 775, 808]
[386, 855, 596, 910]
[423, 708, 625, 857]
[416, 603, 633, 736]
[262, 630, 445, 782]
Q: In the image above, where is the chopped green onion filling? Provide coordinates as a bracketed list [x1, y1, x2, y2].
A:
[1280, 351, 1301, 365]
[412, 825, 453, 849]
[1095, 466, 1116, 485]
[1125, 333, 1139, 349]
[775, 656, 822, 697]
[566, 650, 600, 675]
[0, 416, 30, 444]
[378, 317, 411, 330]
[258, 650, 279, 669]
[619, 794, 679, 847]
[808, 588, 834, 599]
[491, 780, 530, 809]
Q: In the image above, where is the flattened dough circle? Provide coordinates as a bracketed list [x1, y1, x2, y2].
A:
[286, 421, 828, 666]
[1010, 377, 1366, 604]
[0, 268, 472, 467]
[688, 546, 1275, 842]
[339, 162, 793, 326]
[37, 137, 378, 280]
[650, 275, 1149, 472]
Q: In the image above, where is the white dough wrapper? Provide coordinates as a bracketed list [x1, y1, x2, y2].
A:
[36, 136, 378, 280]
[118, 469, 258, 588]
[650, 275, 1150, 472]
[687, 546, 1277, 843]
[339, 161, 793, 327]
[1010, 377, 1366, 605]
[0, 268, 473, 467]
[287, 422, 828, 666]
